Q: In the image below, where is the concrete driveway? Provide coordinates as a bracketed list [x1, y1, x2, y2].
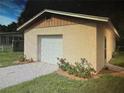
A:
[0, 62, 58, 89]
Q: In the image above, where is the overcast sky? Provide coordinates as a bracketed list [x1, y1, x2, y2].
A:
[0, 0, 27, 25]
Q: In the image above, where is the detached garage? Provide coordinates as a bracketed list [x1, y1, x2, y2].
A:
[17, 9, 119, 72]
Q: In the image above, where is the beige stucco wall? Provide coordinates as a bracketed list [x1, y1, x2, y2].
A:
[96, 24, 105, 72]
[24, 15, 117, 72]
[96, 23, 116, 72]
[24, 23, 97, 70]
[104, 25, 116, 62]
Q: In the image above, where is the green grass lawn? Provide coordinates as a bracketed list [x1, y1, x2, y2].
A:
[0, 52, 23, 67]
[0, 73, 124, 93]
[0, 52, 124, 93]
[110, 52, 124, 67]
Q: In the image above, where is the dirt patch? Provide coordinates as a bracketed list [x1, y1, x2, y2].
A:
[56, 69, 124, 80]
[111, 71, 124, 77]
[56, 69, 86, 80]
[14, 61, 35, 65]
[99, 69, 116, 74]
[56, 69, 98, 80]
[98, 69, 124, 78]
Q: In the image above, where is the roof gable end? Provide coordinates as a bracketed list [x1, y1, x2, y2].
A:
[17, 9, 109, 31]
[17, 9, 119, 37]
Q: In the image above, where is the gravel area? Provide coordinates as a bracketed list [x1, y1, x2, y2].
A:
[0, 62, 58, 89]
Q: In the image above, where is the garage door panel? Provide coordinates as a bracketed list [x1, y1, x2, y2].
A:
[40, 36, 63, 64]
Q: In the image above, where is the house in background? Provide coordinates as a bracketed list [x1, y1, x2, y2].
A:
[17, 9, 119, 72]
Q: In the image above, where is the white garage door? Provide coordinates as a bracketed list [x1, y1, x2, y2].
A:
[41, 36, 63, 64]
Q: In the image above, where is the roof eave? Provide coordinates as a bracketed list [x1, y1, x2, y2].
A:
[108, 21, 120, 38]
[17, 9, 109, 31]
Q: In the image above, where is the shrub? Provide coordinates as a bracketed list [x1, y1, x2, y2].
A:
[57, 58, 96, 78]
[67, 65, 76, 75]
[18, 55, 34, 63]
[18, 55, 26, 62]
[57, 58, 70, 71]
[78, 58, 96, 78]
[27, 58, 34, 63]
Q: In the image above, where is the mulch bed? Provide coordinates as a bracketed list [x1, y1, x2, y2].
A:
[56, 69, 97, 80]
[56, 68, 124, 80]
[14, 61, 35, 65]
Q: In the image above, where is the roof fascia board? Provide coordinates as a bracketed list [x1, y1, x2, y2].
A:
[17, 9, 109, 31]
[108, 21, 120, 38]
[45, 9, 109, 22]
[17, 10, 46, 31]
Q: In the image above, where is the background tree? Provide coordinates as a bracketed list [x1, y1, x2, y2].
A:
[16, 0, 124, 48]
[18, 0, 124, 37]
[0, 22, 17, 32]
[0, 25, 8, 32]
[7, 22, 17, 32]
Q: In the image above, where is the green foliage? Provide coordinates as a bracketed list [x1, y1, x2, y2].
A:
[1, 73, 124, 93]
[0, 52, 23, 67]
[57, 58, 70, 71]
[18, 55, 26, 62]
[0, 25, 7, 32]
[110, 52, 124, 67]
[57, 58, 96, 78]
[18, 55, 34, 63]
[67, 65, 76, 75]
[0, 22, 17, 32]
[7, 22, 17, 32]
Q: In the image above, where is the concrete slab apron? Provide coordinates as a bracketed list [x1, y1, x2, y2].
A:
[0, 62, 58, 89]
